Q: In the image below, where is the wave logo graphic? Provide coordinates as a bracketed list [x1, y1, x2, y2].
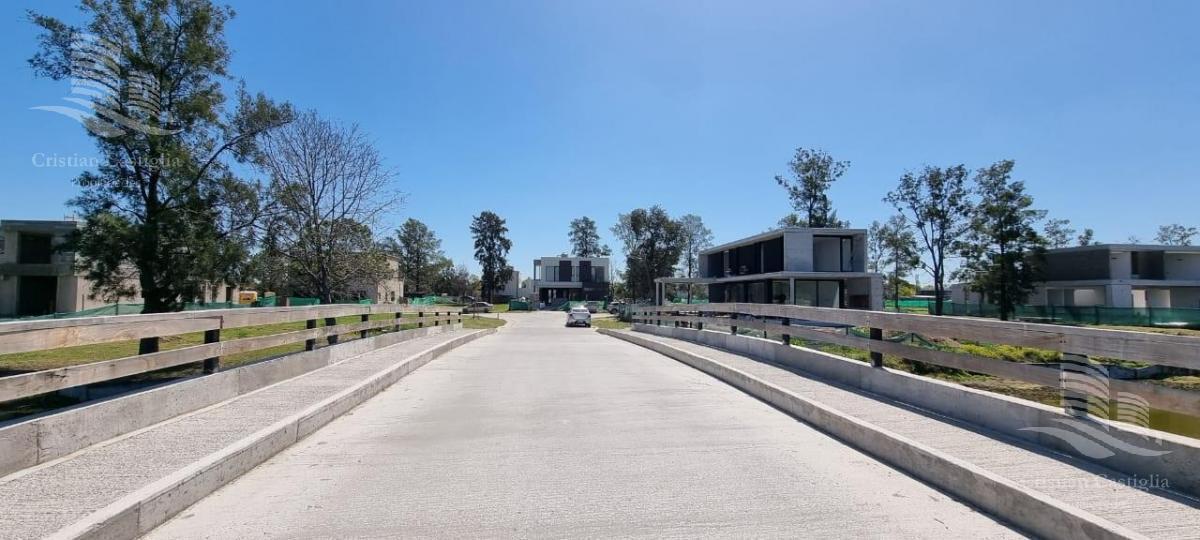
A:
[1020, 356, 1168, 459]
[31, 33, 181, 138]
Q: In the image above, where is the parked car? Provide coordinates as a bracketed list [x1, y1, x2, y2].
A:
[461, 301, 492, 313]
[566, 306, 592, 327]
[607, 301, 626, 314]
[584, 301, 601, 313]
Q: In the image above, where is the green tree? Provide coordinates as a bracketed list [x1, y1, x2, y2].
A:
[867, 220, 886, 273]
[611, 206, 683, 302]
[884, 164, 973, 315]
[877, 215, 920, 307]
[775, 147, 849, 228]
[256, 111, 399, 303]
[1154, 223, 1198, 246]
[1043, 218, 1075, 249]
[389, 219, 443, 296]
[1077, 228, 1096, 246]
[471, 211, 513, 302]
[676, 214, 713, 303]
[432, 258, 475, 298]
[568, 216, 610, 257]
[29, 0, 291, 323]
[956, 161, 1047, 321]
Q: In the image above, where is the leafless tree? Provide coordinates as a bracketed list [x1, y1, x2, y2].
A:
[255, 111, 403, 303]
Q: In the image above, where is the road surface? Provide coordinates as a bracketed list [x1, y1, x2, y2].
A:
[146, 311, 1020, 539]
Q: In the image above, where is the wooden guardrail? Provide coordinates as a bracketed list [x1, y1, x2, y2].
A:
[633, 303, 1200, 420]
[0, 304, 464, 404]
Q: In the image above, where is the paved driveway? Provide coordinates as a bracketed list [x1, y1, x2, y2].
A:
[145, 312, 1019, 539]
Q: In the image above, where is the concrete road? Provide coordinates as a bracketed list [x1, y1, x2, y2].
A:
[145, 312, 1020, 539]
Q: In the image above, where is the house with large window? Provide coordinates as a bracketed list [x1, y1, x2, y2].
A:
[0, 220, 144, 317]
[655, 227, 883, 309]
[530, 256, 610, 306]
[1024, 244, 1199, 309]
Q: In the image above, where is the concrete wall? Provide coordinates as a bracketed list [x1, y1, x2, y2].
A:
[1170, 288, 1200, 309]
[630, 324, 1200, 498]
[782, 230, 813, 272]
[811, 237, 842, 272]
[1165, 253, 1200, 280]
[0, 324, 463, 478]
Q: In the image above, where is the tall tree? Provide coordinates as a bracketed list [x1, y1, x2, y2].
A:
[775, 148, 848, 228]
[867, 220, 886, 273]
[611, 206, 683, 302]
[884, 164, 973, 315]
[257, 111, 399, 303]
[1043, 218, 1075, 249]
[877, 215, 920, 307]
[29, 0, 291, 320]
[1154, 224, 1198, 246]
[1077, 228, 1096, 246]
[956, 161, 1047, 321]
[568, 216, 610, 257]
[388, 219, 443, 296]
[432, 258, 475, 298]
[676, 214, 713, 303]
[471, 211, 513, 302]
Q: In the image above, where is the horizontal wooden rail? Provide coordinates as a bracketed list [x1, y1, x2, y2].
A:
[0, 307, 463, 404]
[636, 303, 1200, 371]
[633, 304, 1200, 420]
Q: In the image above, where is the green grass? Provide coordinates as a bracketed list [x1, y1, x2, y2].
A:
[0, 312, 435, 373]
[462, 316, 506, 329]
[591, 317, 631, 330]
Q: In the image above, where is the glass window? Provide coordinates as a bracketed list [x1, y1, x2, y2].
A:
[747, 281, 767, 303]
[794, 281, 817, 306]
[818, 281, 841, 308]
[771, 280, 789, 303]
[841, 238, 854, 271]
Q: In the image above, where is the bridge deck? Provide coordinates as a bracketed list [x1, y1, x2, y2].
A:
[0, 329, 475, 540]
[617, 329, 1200, 539]
[146, 313, 1019, 539]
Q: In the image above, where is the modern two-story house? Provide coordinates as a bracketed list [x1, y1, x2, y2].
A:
[530, 256, 610, 305]
[654, 227, 884, 310]
[1030, 244, 1200, 309]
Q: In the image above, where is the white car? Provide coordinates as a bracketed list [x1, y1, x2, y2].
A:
[566, 306, 592, 327]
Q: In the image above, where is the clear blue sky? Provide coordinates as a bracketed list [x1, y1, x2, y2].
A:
[2, 1, 1199, 277]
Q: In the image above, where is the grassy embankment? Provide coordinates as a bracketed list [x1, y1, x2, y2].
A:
[788, 325, 1200, 438]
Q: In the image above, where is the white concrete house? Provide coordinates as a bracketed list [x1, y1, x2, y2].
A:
[655, 227, 884, 310]
[1026, 244, 1200, 309]
[530, 256, 611, 304]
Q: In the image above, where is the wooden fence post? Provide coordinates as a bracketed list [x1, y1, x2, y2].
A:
[1061, 353, 1093, 417]
[305, 318, 317, 351]
[325, 317, 339, 345]
[202, 329, 221, 374]
[869, 327, 884, 367]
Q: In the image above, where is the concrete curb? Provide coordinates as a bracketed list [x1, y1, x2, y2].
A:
[48, 328, 496, 540]
[629, 323, 1200, 498]
[599, 328, 1146, 540]
[0, 324, 462, 479]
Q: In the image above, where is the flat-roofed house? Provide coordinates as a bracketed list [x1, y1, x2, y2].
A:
[654, 227, 884, 310]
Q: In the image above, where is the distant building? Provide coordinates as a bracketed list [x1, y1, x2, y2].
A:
[348, 254, 405, 304]
[958, 244, 1200, 309]
[654, 227, 883, 310]
[0, 220, 148, 317]
[531, 256, 611, 305]
[495, 268, 520, 300]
